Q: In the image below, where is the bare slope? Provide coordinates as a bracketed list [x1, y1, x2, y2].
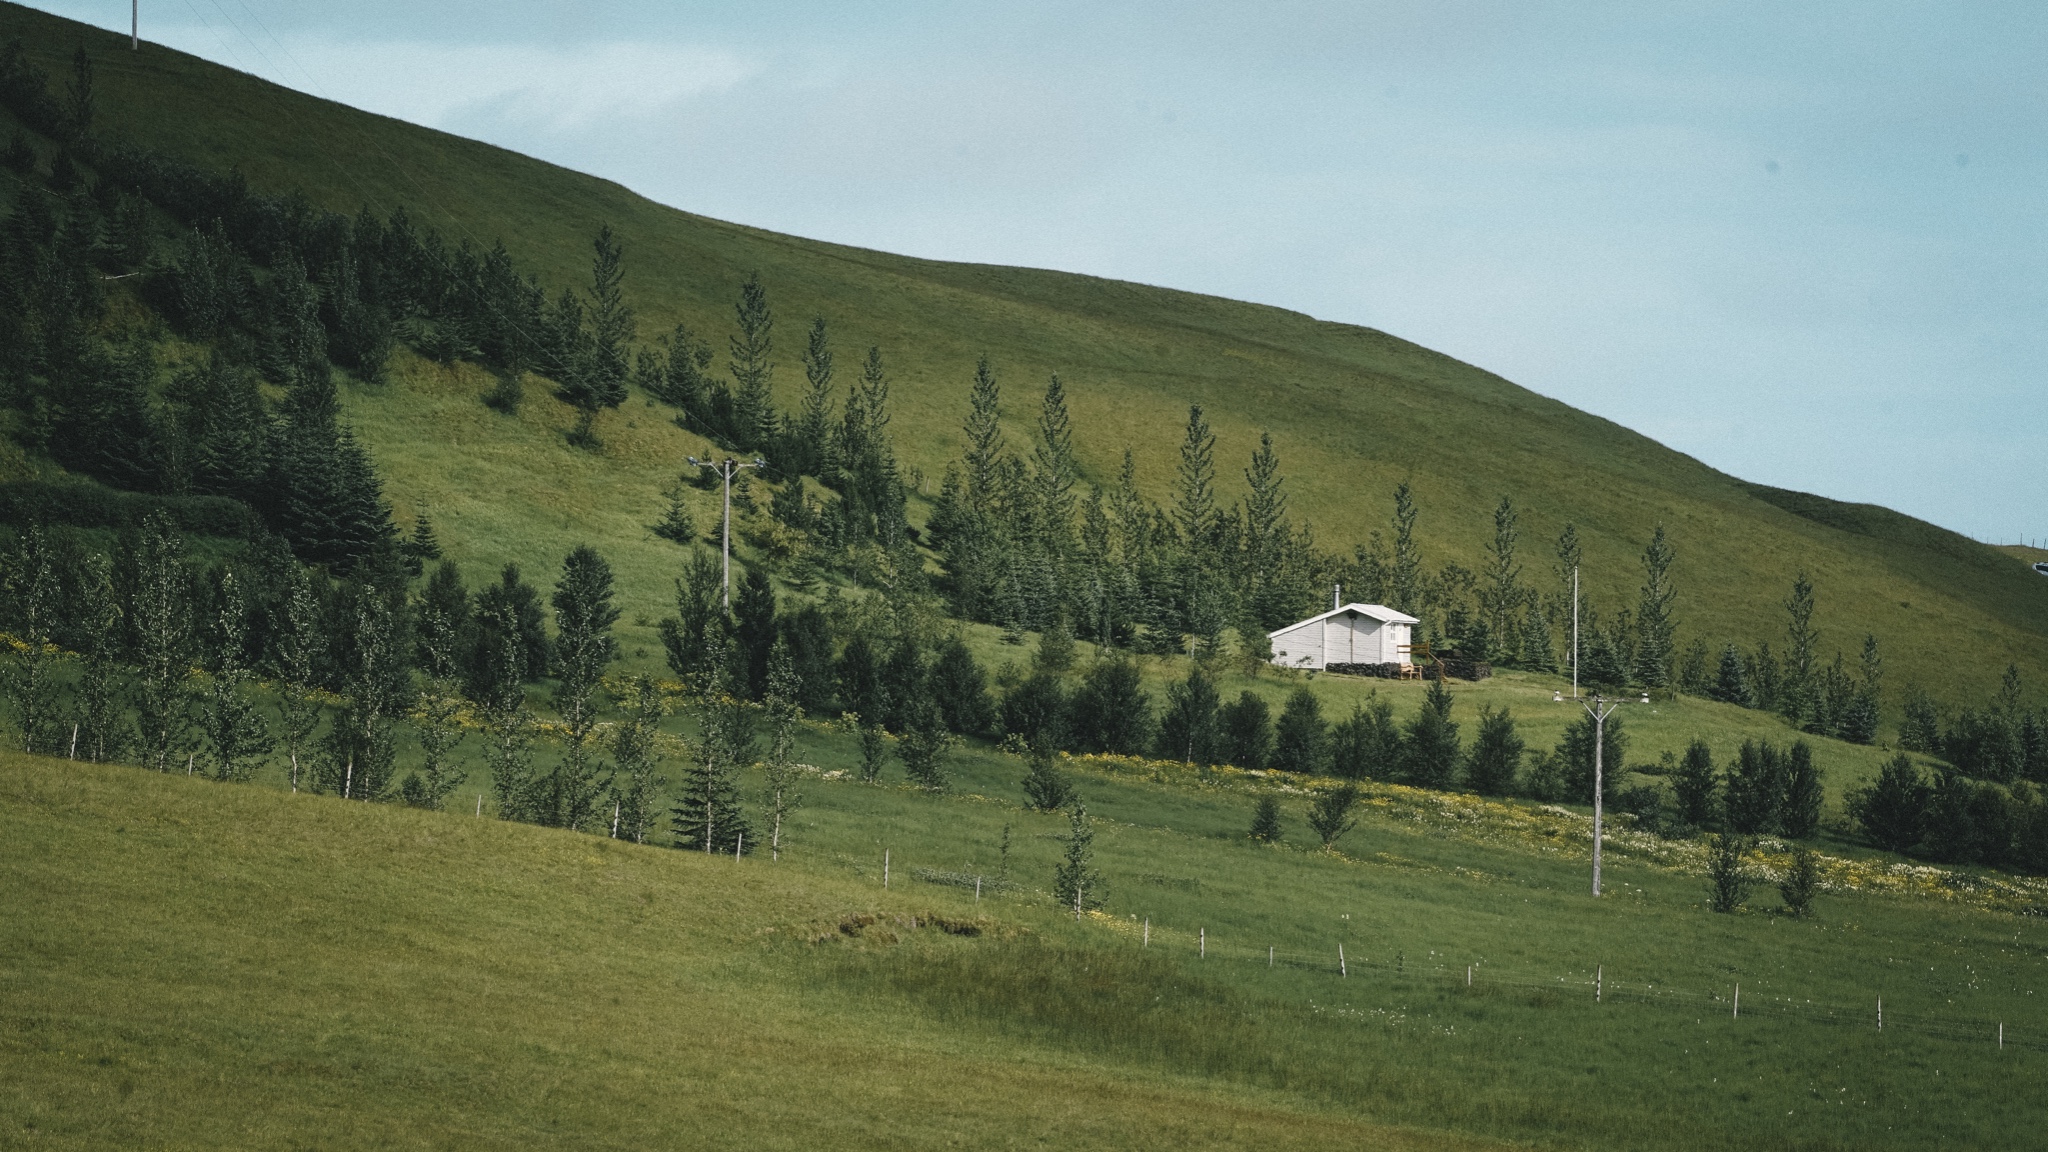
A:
[3, 3, 2042, 695]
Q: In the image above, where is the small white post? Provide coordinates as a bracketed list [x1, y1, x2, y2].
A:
[1597, 965, 1603, 1003]
[735, 832, 743, 860]
[1339, 943, 1347, 977]
[611, 802, 620, 839]
[187, 752, 195, 776]
[1143, 918, 1149, 947]
[1877, 997, 1882, 1030]
[1200, 928, 1205, 959]
[975, 876, 982, 901]
[1999, 1022, 2004, 1049]
[1733, 983, 1740, 1019]
[883, 849, 890, 888]
[476, 793, 483, 817]
[1467, 964, 1473, 987]
[1269, 945, 1274, 968]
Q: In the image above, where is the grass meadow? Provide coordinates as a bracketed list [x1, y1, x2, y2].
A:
[6, 660, 2046, 1150]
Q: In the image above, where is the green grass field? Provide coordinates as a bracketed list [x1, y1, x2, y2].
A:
[6, 687, 2045, 1151]
[1, 2, 2043, 707]
[5, 5, 2047, 1147]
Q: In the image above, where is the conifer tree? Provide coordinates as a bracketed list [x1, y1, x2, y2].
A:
[1464, 705, 1524, 796]
[653, 480, 698, 544]
[1174, 405, 1218, 561]
[1780, 741, 1824, 839]
[1271, 687, 1328, 774]
[760, 640, 804, 856]
[1052, 804, 1104, 916]
[1711, 643, 1752, 707]
[788, 316, 835, 477]
[1724, 740, 1785, 835]
[1780, 572, 1819, 728]
[1220, 691, 1273, 769]
[1478, 498, 1523, 663]
[672, 637, 756, 854]
[70, 553, 125, 764]
[1706, 833, 1752, 913]
[609, 674, 668, 843]
[1779, 845, 1820, 919]
[544, 546, 619, 830]
[198, 570, 271, 782]
[273, 562, 323, 792]
[1672, 739, 1718, 828]
[1021, 736, 1076, 811]
[897, 699, 954, 793]
[1239, 433, 1291, 628]
[732, 565, 777, 698]
[1307, 783, 1360, 847]
[1403, 679, 1462, 788]
[1034, 611, 1076, 674]
[130, 515, 193, 773]
[658, 551, 722, 682]
[3, 525, 60, 755]
[584, 226, 633, 409]
[1840, 634, 1882, 744]
[1156, 667, 1221, 766]
[1329, 695, 1400, 780]
[1632, 525, 1677, 688]
[929, 636, 996, 737]
[1850, 754, 1930, 853]
[1249, 794, 1282, 843]
[1032, 373, 1079, 559]
[728, 272, 776, 454]
[1388, 480, 1424, 617]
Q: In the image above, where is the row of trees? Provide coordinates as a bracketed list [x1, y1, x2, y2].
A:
[0, 514, 813, 858]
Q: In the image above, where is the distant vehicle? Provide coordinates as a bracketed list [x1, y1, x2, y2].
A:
[2035, 561, 2048, 577]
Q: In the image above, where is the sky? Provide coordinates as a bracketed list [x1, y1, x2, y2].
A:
[38, 1, 2048, 543]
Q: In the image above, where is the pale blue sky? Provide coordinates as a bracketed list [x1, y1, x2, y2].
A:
[39, 2, 2048, 542]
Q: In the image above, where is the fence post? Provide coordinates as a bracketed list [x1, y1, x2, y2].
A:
[1597, 965, 1603, 1003]
[884, 849, 890, 888]
[1877, 997, 1882, 1031]
[1143, 917, 1149, 947]
[1269, 945, 1274, 968]
[476, 793, 482, 817]
[1339, 944, 1347, 977]
[1467, 964, 1472, 987]
[976, 876, 982, 902]
[1733, 984, 1739, 1019]
[1999, 1022, 2004, 1050]
[1200, 928, 1206, 959]
[736, 833, 743, 860]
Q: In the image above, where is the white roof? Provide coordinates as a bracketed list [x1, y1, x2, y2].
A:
[1268, 603, 1420, 638]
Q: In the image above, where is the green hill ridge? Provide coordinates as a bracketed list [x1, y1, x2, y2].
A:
[0, 1, 2040, 703]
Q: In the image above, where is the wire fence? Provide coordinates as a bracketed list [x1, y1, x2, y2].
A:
[1106, 922, 2043, 1053]
[897, 861, 2037, 1054]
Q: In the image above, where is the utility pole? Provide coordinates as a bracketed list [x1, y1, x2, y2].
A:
[1581, 694, 1623, 896]
[685, 455, 766, 609]
[132, 0, 138, 49]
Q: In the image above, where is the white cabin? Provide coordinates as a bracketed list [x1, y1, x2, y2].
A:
[1267, 604, 1421, 670]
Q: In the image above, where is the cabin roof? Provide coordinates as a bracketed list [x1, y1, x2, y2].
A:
[1267, 603, 1421, 638]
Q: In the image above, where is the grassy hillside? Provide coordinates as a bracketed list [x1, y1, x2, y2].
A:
[0, 2, 2041, 706]
[7, 720, 2046, 1150]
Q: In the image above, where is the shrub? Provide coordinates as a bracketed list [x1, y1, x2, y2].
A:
[1706, 833, 1752, 913]
[1248, 795, 1282, 843]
